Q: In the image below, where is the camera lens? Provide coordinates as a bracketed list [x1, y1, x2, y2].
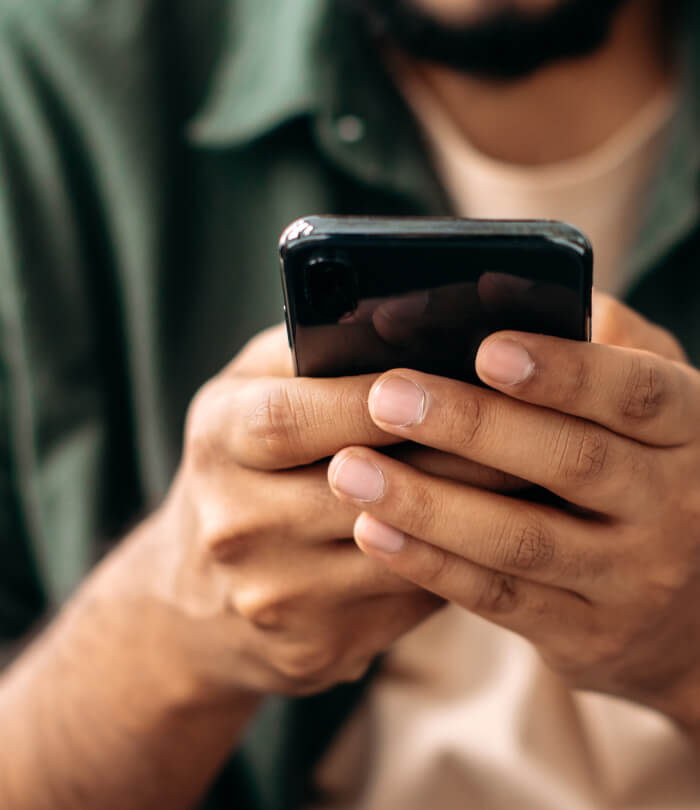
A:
[305, 258, 357, 321]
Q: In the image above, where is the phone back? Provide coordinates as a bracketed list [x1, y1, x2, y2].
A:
[280, 216, 592, 382]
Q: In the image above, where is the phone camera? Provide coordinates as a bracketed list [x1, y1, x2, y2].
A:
[305, 258, 358, 321]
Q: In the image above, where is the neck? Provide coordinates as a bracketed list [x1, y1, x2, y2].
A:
[396, 0, 675, 165]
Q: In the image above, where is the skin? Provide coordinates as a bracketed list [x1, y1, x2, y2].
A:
[398, 0, 673, 163]
[331, 297, 700, 739]
[0, 327, 510, 810]
[0, 0, 692, 807]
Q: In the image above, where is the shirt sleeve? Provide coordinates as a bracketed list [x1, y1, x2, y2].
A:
[0, 1, 145, 645]
[0, 375, 45, 650]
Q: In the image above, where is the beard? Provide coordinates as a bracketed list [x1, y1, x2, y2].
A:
[348, 0, 632, 80]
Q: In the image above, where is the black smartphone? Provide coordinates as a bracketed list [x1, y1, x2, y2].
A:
[279, 216, 592, 383]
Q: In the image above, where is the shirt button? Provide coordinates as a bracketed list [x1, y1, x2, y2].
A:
[336, 115, 366, 144]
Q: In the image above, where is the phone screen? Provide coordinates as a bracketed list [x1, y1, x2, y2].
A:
[281, 219, 592, 383]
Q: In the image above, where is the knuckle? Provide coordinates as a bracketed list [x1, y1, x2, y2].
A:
[233, 586, 290, 630]
[403, 479, 440, 537]
[246, 382, 304, 465]
[473, 571, 520, 615]
[448, 394, 487, 453]
[622, 447, 664, 507]
[338, 659, 373, 685]
[556, 419, 609, 485]
[500, 516, 555, 574]
[420, 546, 455, 590]
[202, 510, 264, 561]
[275, 642, 336, 682]
[277, 657, 371, 697]
[560, 353, 592, 408]
[185, 382, 227, 471]
[619, 356, 666, 422]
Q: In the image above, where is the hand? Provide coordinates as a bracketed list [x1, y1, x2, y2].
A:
[3, 324, 527, 810]
[123, 325, 523, 699]
[328, 294, 700, 732]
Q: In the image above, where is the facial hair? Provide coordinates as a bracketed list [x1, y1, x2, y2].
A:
[348, 0, 632, 80]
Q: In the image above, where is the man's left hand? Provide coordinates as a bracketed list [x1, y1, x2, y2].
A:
[328, 293, 700, 734]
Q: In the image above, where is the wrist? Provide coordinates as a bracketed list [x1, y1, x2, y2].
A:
[72, 508, 258, 715]
[0, 507, 261, 810]
[0, 558, 260, 810]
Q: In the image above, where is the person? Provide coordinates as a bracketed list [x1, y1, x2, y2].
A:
[1, 0, 700, 807]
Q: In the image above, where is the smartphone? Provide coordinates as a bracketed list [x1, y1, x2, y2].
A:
[279, 216, 592, 383]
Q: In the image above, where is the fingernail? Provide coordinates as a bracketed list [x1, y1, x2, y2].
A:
[370, 376, 427, 427]
[477, 339, 535, 385]
[332, 456, 385, 502]
[356, 514, 405, 554]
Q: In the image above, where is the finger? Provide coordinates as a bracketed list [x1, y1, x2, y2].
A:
[252, 588, 442, 693]
[332, 589, 443, 652]
[229, 541, 424, 632]
[353, 513, 591, 646]
[475, 333, 699, 447]
[593, 291, 688, 362]
[386, 444, 528, 492]
[227, 324, 295, 378]
[188, 372, 399, 471]
[198, 464, 363, 560]
[366, 369, 652, 517]
[328, 447, 611, 596]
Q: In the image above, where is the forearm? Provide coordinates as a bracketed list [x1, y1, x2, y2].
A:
[0, 531, 260, 810]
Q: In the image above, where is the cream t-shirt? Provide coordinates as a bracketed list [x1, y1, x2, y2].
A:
[307, 74, 700, 810]
[399, 67, 677, 296]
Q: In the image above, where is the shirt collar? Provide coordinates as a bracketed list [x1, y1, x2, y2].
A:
[188, 0, 700, 280]
[187, 0, 450, 212]
[624, 0, 700, 289]
[187, 0, 328, 145]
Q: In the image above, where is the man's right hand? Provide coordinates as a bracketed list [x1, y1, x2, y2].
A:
[0, 324, 521, 810]
[135, 325, 443, 698]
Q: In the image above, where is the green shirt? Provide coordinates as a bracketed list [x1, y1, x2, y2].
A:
[1, 1, 700, 807]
